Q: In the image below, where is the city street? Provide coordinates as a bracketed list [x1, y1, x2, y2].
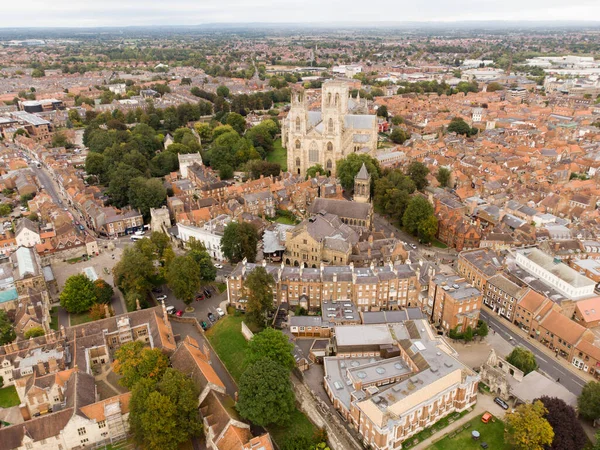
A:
[481, 309, 587, 395]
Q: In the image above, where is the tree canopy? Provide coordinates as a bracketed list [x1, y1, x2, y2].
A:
[578, 381, 600, 421]
[221, 221, 259, 263]
[390, 127, 410, 145]
[402, 196, 435, 236]
[244, 267, 275, 327]
[407, 161, 430, 191]
[237, 358, 296, 427]
[113, 341, 169, 389]
[0, 310, 15, 345]
[248, 328, 295, 371]
[506, 347, 538, 375]
[93, 279, 114, 304]
[60, 274, 98, 313]
[166, 255, 201, 305]
[447, 117, 478, 137]
[506, 400, 554, 450]
[373, 169, 416, 224]
[535, 396, 586, 450]
[335, 153, 381, 192]
[436, 167, 451, 188]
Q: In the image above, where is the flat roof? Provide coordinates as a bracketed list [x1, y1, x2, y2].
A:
[334, 324, 394, 347]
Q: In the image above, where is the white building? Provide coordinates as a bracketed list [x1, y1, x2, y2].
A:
[514, 248, 596, 300]
[332, 64, 363, 78]
[15, 218, 41, 248]
[177, 214, 232, 260]
[178, 152, 203, 179]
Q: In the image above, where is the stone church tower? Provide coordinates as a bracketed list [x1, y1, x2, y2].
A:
[281, 80, 378, 178]
[353, 163, 371, 203]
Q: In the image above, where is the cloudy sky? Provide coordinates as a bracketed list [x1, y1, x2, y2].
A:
[4, 0, 600, 27]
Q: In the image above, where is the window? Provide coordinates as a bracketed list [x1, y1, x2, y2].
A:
[81, 439, 89, 444]
[295, 139, 301, 149]
[98, 420, 106, 429]
[295, 117, 301, 132]
[326, 159, 332, 170]
[327, 141, 333, 151]
[78, 427, 87, 436]
[309, 142, 319, 163]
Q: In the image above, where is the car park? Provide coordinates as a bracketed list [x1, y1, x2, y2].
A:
[494, 397, 509, 410]
[216, 307, 225, 317]
[208, 312, 216, 323]
[156, 294, 167, 301]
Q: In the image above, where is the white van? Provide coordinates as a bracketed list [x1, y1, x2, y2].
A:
[166, 305, 176, 315]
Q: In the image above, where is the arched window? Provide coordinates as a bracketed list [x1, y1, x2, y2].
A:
[295, 117, 301, 132]
[327, 142, 333, 152]
[328, 93, 332, 106]
[295, 140, 301, 149]
[296, 157, 301, 167]
[328, 118, 334, 133]
[326, 159, 332, 170]
[309, 142, 319, 163]
[335, 93, 340, 106]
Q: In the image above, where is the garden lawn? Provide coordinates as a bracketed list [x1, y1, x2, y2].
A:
[430, 413, 509, 450]
[70, 312, 93, 326]
[205, 315, 252, 381]
[0, 385, 20, 408]
[432, 238, 448, 249]
[270, 409, 316, 449]
[267, 138, 287, 171]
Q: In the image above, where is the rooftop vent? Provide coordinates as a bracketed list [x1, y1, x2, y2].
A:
[376, 367, 386, 375]
[357, 371, 367, 379]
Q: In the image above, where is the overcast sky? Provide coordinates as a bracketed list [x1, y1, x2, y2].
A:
[4, 0, 600, 27]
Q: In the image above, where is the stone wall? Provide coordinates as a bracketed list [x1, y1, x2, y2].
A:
[241, 321, 254, 341]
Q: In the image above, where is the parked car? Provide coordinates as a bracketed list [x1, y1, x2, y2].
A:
[176, 310, 184, 317]
[200, 321, 208, 330]
[135, 230, 145, 236]
[156, 294, 167, 301]
[166, 305, 176, 315]
[481, 412, 492, 424]
[195, 293, 205, 302]
[216, 307, 225, 317]
[409, 243, 417, 249]
[208, 312, 216, 323]
[494, 397, 509, 410]
[214, 263, 223, 269]
[203, 288, 212, 298]
[79, 225, 85, 231]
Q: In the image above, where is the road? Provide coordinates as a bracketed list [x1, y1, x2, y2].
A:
[481, 309, 587, 395]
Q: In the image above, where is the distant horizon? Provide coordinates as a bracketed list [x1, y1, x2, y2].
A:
[3, 0, 600, 29]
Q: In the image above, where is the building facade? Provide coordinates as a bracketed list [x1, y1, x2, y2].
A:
[282, 80, 378, 177]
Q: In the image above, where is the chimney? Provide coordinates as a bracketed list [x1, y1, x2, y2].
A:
[60, 325, 66, 339]
[349, 262, 354, 273]
[368, 234, 374, 244]
[27, 303, 35, 315]
[367, 247, 372, 258]
[104, 303, 110, 318]
[48, 357, 57, 373]
[37, 361, 46, 376]
[19, 403, 31, 421]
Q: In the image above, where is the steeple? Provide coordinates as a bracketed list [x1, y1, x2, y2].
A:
[353, 163, 371, 203]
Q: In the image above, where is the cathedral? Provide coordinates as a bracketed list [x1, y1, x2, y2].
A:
[281, 80, 378, 177]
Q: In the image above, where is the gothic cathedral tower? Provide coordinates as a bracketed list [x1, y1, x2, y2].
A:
[354, 163, 371, 203]
[285, 90, 308, 175]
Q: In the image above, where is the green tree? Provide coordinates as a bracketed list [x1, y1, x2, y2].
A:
[129, 177, 167, 218]
[536, 396, 586, 450]
[506, 400, 554, 450]
[113, 246, 156, 300]
[390, 127, 410, 145]
[60, 274, 97, 313]
[476, 320, 489, 337]
[113, 341, 169, 389]
[391, 116, 404, 126]
[306, 164, 326, 178]
[248, 328, 295, 370]
[237, 358, 296, 427]
[407, 161, 430, 191]
[506, 347, 538, 375]
[578, 381, 600, 421]
[0, 310, 16, 345]
[51, 131, 73, 149]
[108, 163, 143, 208]
[129, 369, 202, 450]
[447, 117, 477, 136]
[487, 82, 504, 92]
[335, 153, 381, 192]
[226, 112, 247, 135]
[402, 196, 434, 236]
[376, 105, 388, 118]
[31, 68, 45, 78]
[93, 279, 114, 304]
[216, 85, 230, 97]
[417, 214, 438, 243]
[436, 167, 451, 188]
[85, 152, 105, 177]
[244, 267, 275, 327]
[221, 222, 259, 263]
[150, 232, 172, 260]
[24, 327, 45, 339]
[187, 240, 217, 282]
[166, 255, 201, 305]
[150, 151, 179, 177]
[0, 203, 12, 216]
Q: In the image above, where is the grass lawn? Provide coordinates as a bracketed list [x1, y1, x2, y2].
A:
[267, 138, 287, 171]
[0, 385, 20, 408]
[432, 238, 448, 249]
[215, 282, 227, 293]
[70, 312, 93, 326]
[205, 315, 252, 381]
[403, 409, 470, 448]
[430, 413, 508, 450]
[49, 307, 59, 331]
[275, 215, 296, 225]
[270, 409, 316, 448]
